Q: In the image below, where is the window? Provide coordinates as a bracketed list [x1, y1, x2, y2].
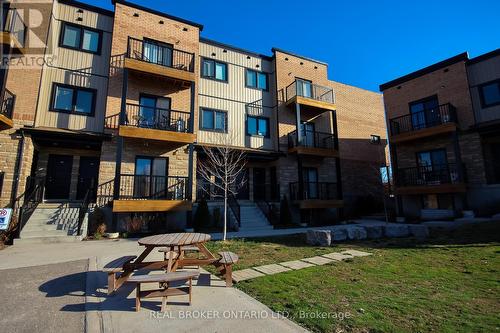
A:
[134, 157, 168, 199]
[245, 69, 268, 90]
[200, 108, 227, 132]
[247, 116, 269, 137]
[143, 39, 173, 66]
[201, 58, 227, 82]
[479, 79, 500, 108]
[409, 95, 439, 129]
[51, 83, 96, 116]
[60, 22, 101, 54]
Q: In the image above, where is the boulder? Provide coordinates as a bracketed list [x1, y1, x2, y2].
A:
[408, 225, 429, 240]
[306, 230, 331, 246]
[331, 228, 348, 241]
[365, 225, 384, 239]
[384, 224, 409, 238]
[345, 226, 367, 240]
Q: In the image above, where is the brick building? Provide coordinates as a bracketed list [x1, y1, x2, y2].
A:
[1, 0, 387, 241]
[380, 49, 500, 220]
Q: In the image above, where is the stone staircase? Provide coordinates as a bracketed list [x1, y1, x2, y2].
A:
[16, 203, 87, 244]
[237, 201, 274, 232]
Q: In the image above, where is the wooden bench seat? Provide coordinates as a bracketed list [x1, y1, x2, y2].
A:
[103, 255, 136, 294]
[128, 271, 199, 312]
[218, 251, 239, 287]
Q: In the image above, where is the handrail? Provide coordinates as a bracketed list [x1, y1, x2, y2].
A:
[1, 88, 16, 119]
[227, 192, 240, 228]
[17, 176, 45, 236]
[288, 129, 336, 149]
[285, 79, 335, 104]
[77, 180, 94, 236]
[389, 103, 457, 135]
[289, 181, 338, 201]
[255, 200, 279, 226]
[126, 36, 195, 72]
[396, 163, 464, 187]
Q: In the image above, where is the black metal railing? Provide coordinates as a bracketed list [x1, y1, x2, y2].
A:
[96, 180, 114, 207]
[390, 103, 457, 136]
[289, 182, 338, 201]
[2, 6, 26, 47]
[396, 163, 464, 187]
[288, 130, 336, 150]
[17, 176, 45, 235]
[255, 200, 279, 226]
[126, 36, 195, 72]
[77, 182, 94, 236]
[1, 89, 16, 119]
[227, 192, 240, 228]
[118, 174, 188, 200]
[285, 80, 335, 104]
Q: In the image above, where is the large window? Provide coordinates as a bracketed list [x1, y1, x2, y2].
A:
[409, 95, 439, 129]
[247, 116, 269, 137]
[245, 69, 268, 90]
[200, 108, 227, 132]
[60, 22, 101, 54]
[479, 79, 500, 108]
[201, 58, 228, 82]
[143, 39, 173, 67]
[50, 83, 96, 116]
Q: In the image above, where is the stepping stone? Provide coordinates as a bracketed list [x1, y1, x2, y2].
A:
[280, 260, 315, 270]
[322, 252, 354, 261]
[254, 264, 292, 275]
[341, 249, 372, 257]
[232, 268, 265, 282]
[301, 256, 334, 265]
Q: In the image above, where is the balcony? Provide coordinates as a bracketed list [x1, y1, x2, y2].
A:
[1, 5, 26, 52]
[389, 104, 458, 143]
[288, 130, 338, 157]
[289, 182, 343, 209]
[105, 103, 196, 145]
[395, 163, 466, 195]
[285, 80, 336, 114]
[124, 37, 196, 84]
[0, 89, 15, 129]
[113, 174, 192, 212]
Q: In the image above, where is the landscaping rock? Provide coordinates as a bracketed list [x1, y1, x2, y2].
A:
[345, 226, 367, 240]
[306, 230, 331, 246]
[408, 225, 429, 240]
[365, 225, 384, 239]
[384, 224, 409, 238]
[331, 228, 347, 242]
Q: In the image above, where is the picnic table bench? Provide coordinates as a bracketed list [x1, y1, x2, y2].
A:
[218, 251, 239, 287]
[103, 255, 136, 294]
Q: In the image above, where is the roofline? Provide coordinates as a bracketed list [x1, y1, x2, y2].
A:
[111, 0, 204, 31]
[200, 37, 273, 60]
[271, 47, 328, 66]
[59, 0, 114, 17]
[467, 48, 500, 65]
[379, 52, 469, 91]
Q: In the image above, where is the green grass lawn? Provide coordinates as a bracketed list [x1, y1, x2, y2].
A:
[207, 223, 500, 332]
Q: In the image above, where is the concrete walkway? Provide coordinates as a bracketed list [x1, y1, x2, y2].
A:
[232, 249, 372, 282]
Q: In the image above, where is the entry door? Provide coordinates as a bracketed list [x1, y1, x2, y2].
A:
[253, 168, 266, 200]
[301, 122, 315, 147]
[139, 95, 171, 129]
[76, 157, 99, 200]
[134, 157, 168, 199]
[417, 149, 447, 183]
[143, 39, 173, 67]
[303, 168, 318, 199]
[45, 154, 73, 200]
[296, 79, 312, 98]
[235, 169, 249, 200]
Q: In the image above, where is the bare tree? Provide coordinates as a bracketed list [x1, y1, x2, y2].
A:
[197, 135, 247, 240]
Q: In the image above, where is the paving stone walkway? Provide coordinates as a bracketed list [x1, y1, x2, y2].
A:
[232, 249, 372, 282]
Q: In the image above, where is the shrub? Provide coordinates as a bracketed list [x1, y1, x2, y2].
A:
[193, 198, 210, 231]
[89, 207, 106, 235]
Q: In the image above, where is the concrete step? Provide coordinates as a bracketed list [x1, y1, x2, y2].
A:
[239, 226, 274, 231]
[21, 230, 76, 238]
[15, 235, 82, 245]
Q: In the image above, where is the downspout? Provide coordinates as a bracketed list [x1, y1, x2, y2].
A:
[10, 130, 25, 208]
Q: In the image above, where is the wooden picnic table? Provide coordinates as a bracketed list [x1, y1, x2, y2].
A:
[109, 233, 220, 293]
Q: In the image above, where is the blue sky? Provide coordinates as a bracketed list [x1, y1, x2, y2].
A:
[82, 0, 500, 92]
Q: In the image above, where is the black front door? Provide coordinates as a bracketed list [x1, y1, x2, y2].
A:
[253, 168, 266, 200]
[45, 154, 73, 200]
[76, 157, 99, 200]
